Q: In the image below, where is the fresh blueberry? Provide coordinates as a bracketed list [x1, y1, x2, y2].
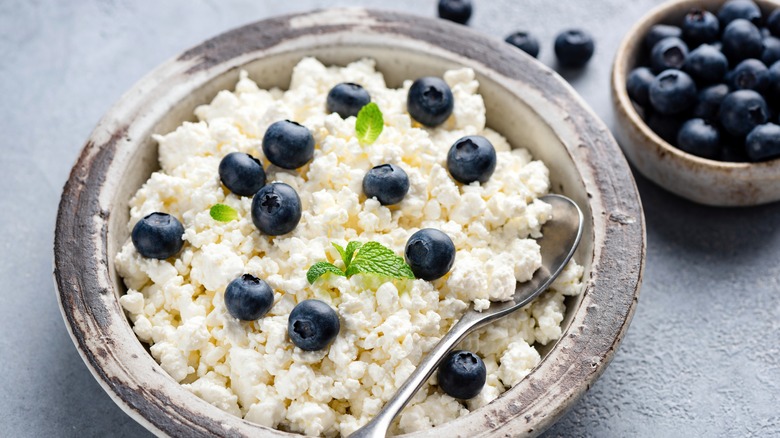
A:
[554, 29, 595, 68]
[224, 274, 274, 321]
[692, 84, 730, 120]
[627, 67, 656, 107]
[288, 299, 340, 351]
[644, 24, 683, 50]
[251, 182, 302, 236]
[446, 135, 497, 184]
[262, 120, 314, 169]
[728, 58, 768, 92]
[437, 0, 472, 24]
[768, 9, 780, 36]
[326, 83, 371, 119]
[722, 19, 763, 63]
[437, 350, 487, 400]
[218, 152, 266, 197]
[650, 37, 689, 73]
[505, 31, 540, 58]
[745, 123, 780, 161]
[683, 44, 728, 84]
[649, 69, 698, 115]
[682, 8, 720, 46]
[646, 112, 684, 145]
[362, 163, 410, 205]
[407, 77, 454, 127]
[765, 60, 780, 103]
[676, 118, 722, 159]
[131, 212, 185, 260]
[762, 36, 780, 66]
[718, 89, 770, 136]
[405, 229, 455, 281]
[718, 0, 762, 27]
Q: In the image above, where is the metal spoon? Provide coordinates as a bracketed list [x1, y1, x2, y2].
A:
[349, 194, 584, 438]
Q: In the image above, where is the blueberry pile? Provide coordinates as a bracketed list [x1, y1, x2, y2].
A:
[627, 0, 780, 162]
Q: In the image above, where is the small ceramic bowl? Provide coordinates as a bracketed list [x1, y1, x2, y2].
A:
[612, 0, 780, 207]
[54, 8, 644, 438]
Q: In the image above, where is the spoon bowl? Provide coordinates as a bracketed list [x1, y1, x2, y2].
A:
[350, 194, 584, 438]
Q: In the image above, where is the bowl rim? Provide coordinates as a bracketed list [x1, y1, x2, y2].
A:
[612, 0, 780, 173]
[54, 7, 645, 438]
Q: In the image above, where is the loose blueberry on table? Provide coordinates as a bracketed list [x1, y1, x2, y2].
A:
[362, 163, 410, 206]
[554, 29, 595, 68]
[327, 82, 371, 119]
[251, 182, 302, 236]
[288, 299, 340, 351]
[407, 76, 454, 127]
[446, 135, 497, 184]
[437, 0, 472, 25]
[262, 119, 315, 169]
[131, 212, 185, 259]
[505, 31, 540, 58]
[404, 228, 456, 281]
[218, 152, 266, 197]
[224, 274, 274, 321]
[437, 350, 487, 400]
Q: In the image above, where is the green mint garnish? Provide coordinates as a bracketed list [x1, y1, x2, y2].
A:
[306, 240, 414, 284]
[209, 204, 239, 222]
[355, 102, 384, 144]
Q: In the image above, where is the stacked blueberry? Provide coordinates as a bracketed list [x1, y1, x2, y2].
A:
[627, 0, 780, 162]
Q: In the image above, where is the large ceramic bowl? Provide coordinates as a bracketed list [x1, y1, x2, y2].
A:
[54, 8, 644, 437]
[612, 0, 780, 207]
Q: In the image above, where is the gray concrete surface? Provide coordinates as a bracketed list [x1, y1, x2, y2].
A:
[1, 0, 779, 436]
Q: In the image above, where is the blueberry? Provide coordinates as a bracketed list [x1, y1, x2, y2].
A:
[718, 0, 762, 27]
[131, 212, 185, 260]
[251, 182, 302, 236]
[722, 19, 763, 63]
[683, 44, 728, 84]
[646, 112, 684, 145]
[446, 135, 497, 184]
[649, 69, 697, 115]
[692, 84, 730, 120]
[437, 0, 472, 24]
[404, 229, 455, 281]
[288, 299, 340, 351]
[262, 120, 314, 169]
[765, 60, 780, 103]
[326, 83, 371, 119]
[554, 29, 595, 68]
[644, 24, 683, 50]
[718, 89, 770, 136]
[437, 350, 486, 400]
[682, 8, 720, 46]
[745, 123, 780, 161]
[676, 118, 722, 159]
[362, 164, 410, 206]
[505, 31, 540, 58]
[627, 67, 656, 107]
[218, 152, 266, 197]
[762, 36, 780, 66]
[224, 274, 274, 321]
[407, 77, 454, 127]
[768, 9, 780, 36]
[728, 58, 768, 92]
[650, 37, 689, 73]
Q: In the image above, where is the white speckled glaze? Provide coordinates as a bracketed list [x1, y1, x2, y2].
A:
[612, 0, 780, 207]
[54, 8, 644, 437]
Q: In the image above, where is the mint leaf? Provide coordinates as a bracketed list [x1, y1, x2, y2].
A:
[344, 241, 363, 268]
[210, 204, 238, 222]
[307, 262, 346, 284]
[355, 102, 384, 144]
[345, 241, 415, 280]
[332, 243, 347, 264]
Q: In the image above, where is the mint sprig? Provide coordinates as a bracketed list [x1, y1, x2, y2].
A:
[306, 241, 414, 284]
[210, 204, 238, 222]
[355, 102, 384, 144]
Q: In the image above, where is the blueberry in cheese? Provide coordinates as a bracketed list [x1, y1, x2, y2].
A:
[131, 212, 184, 259]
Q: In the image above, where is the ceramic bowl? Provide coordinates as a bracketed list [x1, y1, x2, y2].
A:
[612, 0, 780, 207]
[54, 8, 644, 437]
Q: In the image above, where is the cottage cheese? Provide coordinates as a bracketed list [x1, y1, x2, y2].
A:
[115, 58, 584, 437]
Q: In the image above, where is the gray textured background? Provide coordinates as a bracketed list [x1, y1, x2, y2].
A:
[2, 0, 779, 437]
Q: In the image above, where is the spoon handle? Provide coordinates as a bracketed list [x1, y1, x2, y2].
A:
[348, 310, 483, 438]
